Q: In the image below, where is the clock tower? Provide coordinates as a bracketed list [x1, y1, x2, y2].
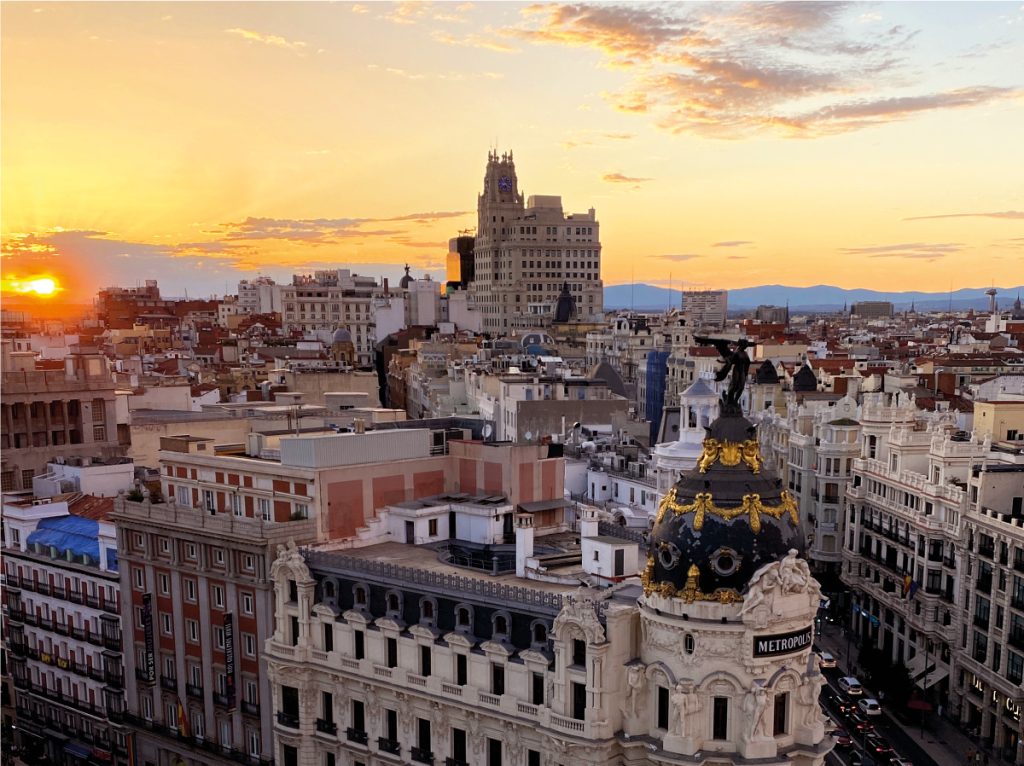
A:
[477, 150, 523, 238]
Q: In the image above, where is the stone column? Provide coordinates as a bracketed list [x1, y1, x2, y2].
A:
[61, 400, 72, 445]
[3, 404, 15, 448]
[42, 401, 53, 447]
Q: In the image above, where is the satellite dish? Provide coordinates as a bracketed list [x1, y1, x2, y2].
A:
[524, 431, 533, 442]
[482, 424, 493, 439]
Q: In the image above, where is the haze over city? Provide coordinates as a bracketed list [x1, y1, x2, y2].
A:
[2, 1, 1023, 305]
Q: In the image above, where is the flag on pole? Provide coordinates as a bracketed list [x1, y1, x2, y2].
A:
[908, 580, 920, 599]
[903, 575, 912, 597]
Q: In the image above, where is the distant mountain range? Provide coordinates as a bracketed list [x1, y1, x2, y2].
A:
[604, 284, 1024, 312]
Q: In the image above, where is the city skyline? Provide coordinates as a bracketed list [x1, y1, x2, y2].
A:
[3, 1, 1023, 304]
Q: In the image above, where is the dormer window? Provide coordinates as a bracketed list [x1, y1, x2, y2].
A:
[456, 605, 473, 631]
[386, 592, 401, 615]
[493, 613, 509, 638]
[420, 598, 436, 625]
[322, 581, 336, 601]
[354, 585, 368, 607]
[532, 623, 547, 645]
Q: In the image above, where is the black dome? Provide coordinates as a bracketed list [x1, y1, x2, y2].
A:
[553, 282, 576, 323]
[644, 412, 803, 601]
[755, 359, 780, 384]
[793, 363, 817, 392]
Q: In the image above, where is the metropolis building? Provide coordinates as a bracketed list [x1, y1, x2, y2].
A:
[469, 151, 604, 332]
[263, 350, 832, 766]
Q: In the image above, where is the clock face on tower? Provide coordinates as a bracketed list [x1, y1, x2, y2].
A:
[498, 176, 513, 193]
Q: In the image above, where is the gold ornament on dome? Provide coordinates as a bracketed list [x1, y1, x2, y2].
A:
[656, 489, 799, 534]
[643, 562, 743, 603]
[697, 438, 763, 474]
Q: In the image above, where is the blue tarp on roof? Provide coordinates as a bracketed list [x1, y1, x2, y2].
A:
[26, 516, 103, 563]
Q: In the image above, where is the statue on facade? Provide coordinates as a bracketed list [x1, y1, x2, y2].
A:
[624, 664, 646, 718]
[671, 682, 701, 737]
[744, 683, 771, 740]
[695, 336, 751, 414]
[799, 669, 827, 726]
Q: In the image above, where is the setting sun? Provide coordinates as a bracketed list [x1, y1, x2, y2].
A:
[5, 275, 60, 297]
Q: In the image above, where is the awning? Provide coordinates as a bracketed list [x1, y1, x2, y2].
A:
[917, 666, 949, 689]
[64, 741, 93, 760]
[518, 499, 570, 513]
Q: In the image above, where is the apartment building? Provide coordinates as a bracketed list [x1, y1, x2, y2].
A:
[1, 348, 125, 492]
[469, 151, 603, 331]
[279, 271, 380, 366]
[954, 448, 1024, 762]
[841, 392, 978, 707]
[3, 493, 126, 766]
[681, 290, 728, 330]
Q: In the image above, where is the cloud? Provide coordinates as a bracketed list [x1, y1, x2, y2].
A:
[650, 253, 702, 261]
[226, 28, 307, 52]
[351, 3, 370, 13]
[602, 172, 652, 184]
[503, 3, 1015, 139]
[904, 210, 1024, 221]
[383, 210, 470, 222]
[384, 1, 432, 25]
[389, 237, 449, 249]
[726, 255, 749, 260]
[432, 30, 519, 53]
[839, 242, 963, 261]
[712, 240, 753, 247]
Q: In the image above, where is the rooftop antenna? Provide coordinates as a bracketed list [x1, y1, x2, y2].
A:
[668, 271, 672, 313]
[631, 266, 635, 311]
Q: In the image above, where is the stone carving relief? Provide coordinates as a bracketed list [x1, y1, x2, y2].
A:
[553, 589, 606, 643]
[740, 549, 821, 625]
[269, 538, 309, 581]
[799, 656, 827, 727]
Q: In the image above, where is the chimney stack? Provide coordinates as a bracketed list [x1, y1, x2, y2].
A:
[515, 513, 534, 578]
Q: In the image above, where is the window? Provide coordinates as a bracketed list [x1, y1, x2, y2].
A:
[248, 729, 260, 757]
[185, 543, 197, 560]
[243, 554, 255, 572]
[184, 579, 197, 602]
[158, 574, 170, 595]
[386, 638, 398, 668]
[572, 639, 586, 667]
[420, 645, 432, 677]
[713, 697, 729, 740]
[323, 623, 333, 652]
[656, 686, 669, 729]
[428, 518, 438, 537]
[352, 699, 365, 732]
[204, 490, 216, 513]
[532, 672, 544, 705]
[354, 586, 368, 606]
[243, 633, 257, 657]
[212, 585, 225, 609]
[491, 663, 505, 695]
[214, 626, 225, 650]
[133, 568, 144, 589]
[354, 630, 365, 660]
[161, 613, 172, 636]
[213, 549, 225, 566]
[177, 486, 190, 505]
[456, 654, 468, 686]
[186, 619, 199, 643]
[773, 692, 789, 736]
[488, 738, 502, 766]
[292, 503, 308, 520]
[257, 498, 271, 521]
[231, 495, 243, 517]
[242, 592, 254, 615]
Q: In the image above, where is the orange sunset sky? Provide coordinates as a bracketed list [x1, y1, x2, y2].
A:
[2, 1, 1023, 304]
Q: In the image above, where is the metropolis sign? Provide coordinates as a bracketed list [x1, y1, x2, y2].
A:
[752, 625, 814, 658]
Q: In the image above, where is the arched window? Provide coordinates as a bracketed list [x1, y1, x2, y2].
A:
[354, 585, 367, 607]
[421, 600, 434, 620]
[532, 623, 548, 645]
[323, 580, 336, 600]
[387, 593, 400, 613]
[493, 614, 508, 636]
[457, 606, 472, 629]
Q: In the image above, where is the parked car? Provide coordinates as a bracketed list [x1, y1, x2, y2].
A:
[865, 736, 894, 754]
[838, 676, 864, 695]
[818, 651, 838, 668]
[848, 713, 876, 735]
[858, 698, 883, 716]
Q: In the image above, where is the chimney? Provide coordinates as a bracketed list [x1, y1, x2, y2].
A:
[515, 513, 534, 578]
[353, 418, 366, 434]
[580, 506, 600, 538]
[383, 277, 389, 295]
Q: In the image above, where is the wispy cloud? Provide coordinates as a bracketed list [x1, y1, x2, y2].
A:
[603, 172, 652, 184]
[432, 30, 519, 53]
[649, 253, 702, 261]
[502, 3, 1018, 139]
[351, 4, 370, 13]
[226, 28, 307, 52]
[712, 240, 753, 247]
[562, 130, 634, 149]
[384, 1, 433, 25]
[904, 210, 1024, 221]
[839, 242, 963, 261]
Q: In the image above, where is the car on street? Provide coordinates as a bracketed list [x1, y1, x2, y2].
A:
[889, 759, 912, 766]
[865, 735, 894, 754]
[850, 753, 876, 766]
[858, 698, 883, 716]
[848, 713, 876, 735]
[831, 727, 853, 748]
[838, 676, 864, 695]
[818, 651, 838, 668]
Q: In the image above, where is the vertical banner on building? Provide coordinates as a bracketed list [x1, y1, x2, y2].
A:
[141, 593, 156, 682]
[223, 612, 236, 708]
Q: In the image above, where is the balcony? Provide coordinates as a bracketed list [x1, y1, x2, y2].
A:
[979, 545, 996, 560]
[161, 675, 178, 692]
[315, 718, 337, 735]
[974, 615, 990, 629]
[378, 737, 401, 755]
[213, 692, 231, 708]
[977, 576, 993, 594]
[186, 683, 204, 699]
[1009, 632, 1024, 651]
[446, 760, 469, 766]
[103, 635, 121, 652]
[104, 669, 124, 687]
[9, 640, 28, 656]
[136, 668, 155, 683]
[944, 557, 956, 569]
[412, 747, 434, 764]
[346, 728, 369, 745]
[823, 494, 840, 505]
[241, 701, 260, 717]
[277, 711, 300, 729]
[120, 713, 276, 766]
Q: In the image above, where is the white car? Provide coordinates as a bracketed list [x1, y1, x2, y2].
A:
[818, 651, 838, 669]
[838, 676, 864, 695]
[858, 698, 882, 716]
